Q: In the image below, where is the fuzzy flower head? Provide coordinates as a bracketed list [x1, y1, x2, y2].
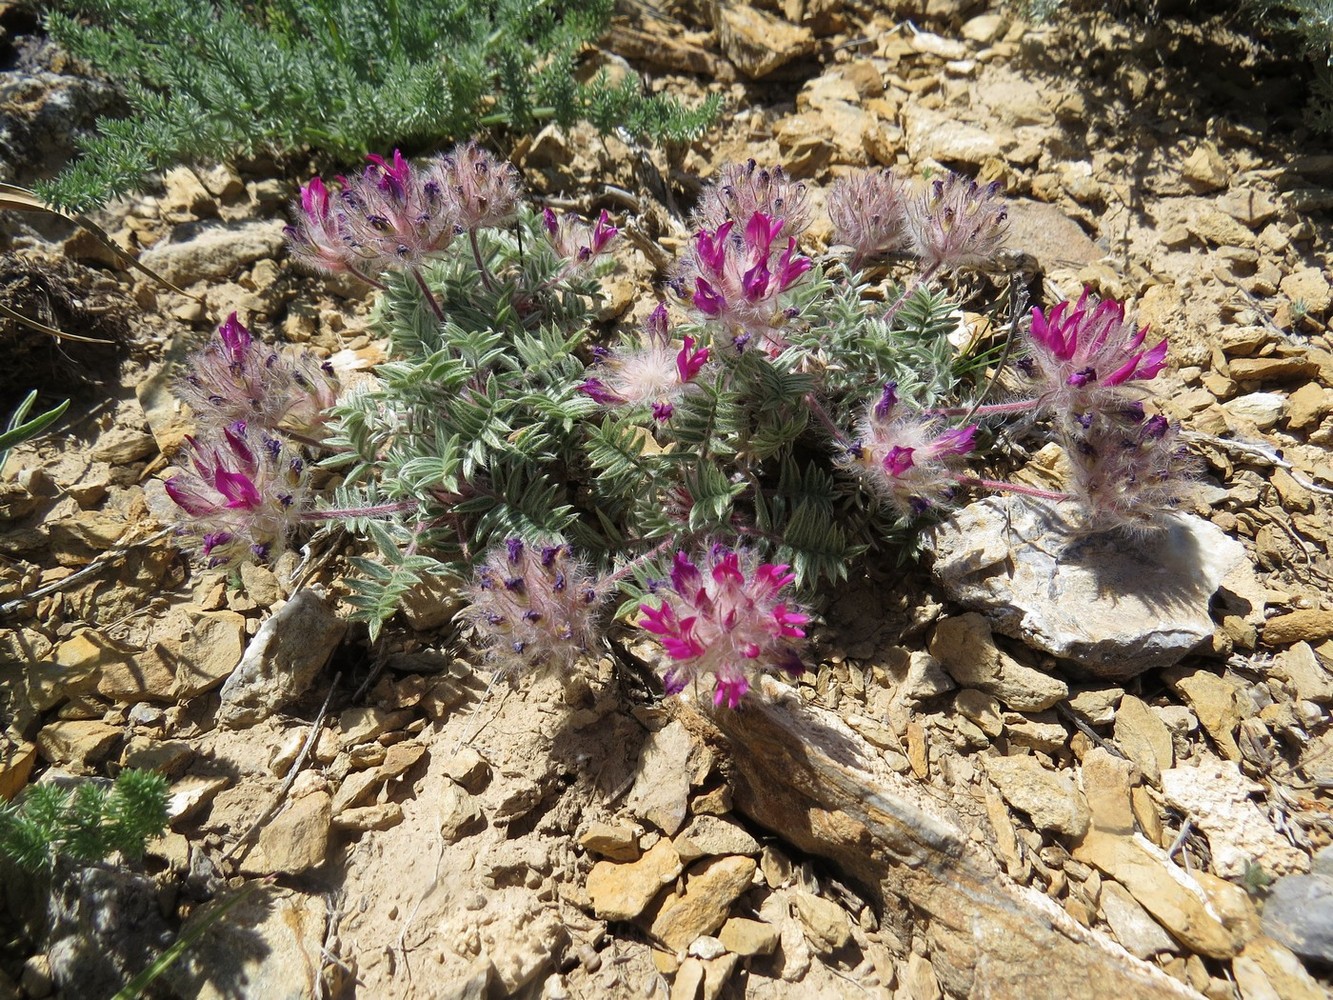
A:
[638, 546, 809, 709]
[461, 539, 604, 674]
[286, 152, 452, 276]
[1021, 289, 1168, 412]
[844, 383, 977, 516]
[1063, 406, 1201, 533]
[429, 141, 522, 233]
[827, 168, 911, 269]
[542, 207, 619, 281]
[175, 313, 341, 437]
[907, 172, 1009, 273]
[578, 304, 709, 421]
[676, 211, 813, 353]
[692, 160, 812, 242]
[158, 421, 309, 567]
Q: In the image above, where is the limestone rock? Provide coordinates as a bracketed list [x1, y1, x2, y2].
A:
[442, 747, 490, 793]
[1072, 830, 1256, 958]
[163, 887, 327, 1000]
[929, 613, 1067, 711]
[1099, 880, 1178, 959]
[1271, 642, 1333, 703]
[673, 815, 760, 862]
[0, 739, 37, 801]
[903, 107, 1001, 165]
[1164, 669, 1245, 761]
[714, 3, 814, 79]
[218, 590, 346, 728]
[587, 839, 682, 921]
[1162, 761, 1308, 879]
[1223, 391, 1287, 431]
[1263, 609, 1333, 647]
[625, 721, 695, 836]
[1005, 199, 1101, 271]
[138, 220, 286, 286]
[984, 754, 1089, 837]
[160, 608, 247, 698]
[651, 855, 756, 953]
[718, 917, 779, 957]
[1280, 266, 1332, 316]
[1112, 695, 1173, 785]
[793, 890, 851, 953]
[927, 498, 1245, 679]
[437, 782, 483, 843]
[240, 785, 332, 875]
[35, 721, 118, 771]
[1260, 874, 1333, 964]
[1233, 935, 1327, 1000]
[579, 821, 641, 862]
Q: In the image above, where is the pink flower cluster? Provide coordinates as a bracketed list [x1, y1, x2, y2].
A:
[639, 547, 808, 708]
[827, 168, 1008, 274]
[691, 160, 811, 243]
[677, 211, 813, 352]
[176, 313, 339, 437]
[285, 142, 521, 280]
[462, 539, 604, 673]
[845, 382, 978, 516]
[578, 304, 709, 421]
[160, 421, 309, 566]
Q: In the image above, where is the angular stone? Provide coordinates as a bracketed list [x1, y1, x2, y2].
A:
[954, 688, 1003, 737]
[437, 782, 483, 843]
[927, 498, 1245, 679]
[1072, 830, 1254, 958]
[715, 4, 814, 79]
[579, 821, 640, 862]
[1066, 687, 1124, 726]
[163, 887, 326, 1000]
[1004, 199, 1101, 271]
[442, 747, 490, 793]
[0, 738, 36, 801]
[1271, 642, 1333, 703]
[240, 787, 331, 875]
[1161, 760, 1308, 879]
[985, 754, 1089, 837]
[36, 721, 119, 771]
[1164, 669, 1244, 761]
[139, 220, 286, 285]
[1099, 880, 1178, 959]
[718, 917, 779, 957]
[166, 775, 230, 824]
[1223, 392, 1287, 431]
[793, 890, 851, 954]
[1263, 609, 1333, 647]
[218, 590, 346, 728]
[1233, 935, 1327, 1000]
[625, 721, 695, 836]
[651, 856, 756, 953]
[587, 839, 682, 922]
[1260, 874, 1333, 964]
[1113, 695, 1173, 786]
[160, 609, 247, 698]
[332, 802, 404, 832]
[885, 646, 955, 707]
[1081, 747, 1138, 834]
[904, 107, 1002, 166]
[1280, 267, 1333, 315]
[929, 613, 1067, 711]
[673, 815, 760, 862]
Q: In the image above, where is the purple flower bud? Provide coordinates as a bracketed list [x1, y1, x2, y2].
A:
[873, 382, 898, 422]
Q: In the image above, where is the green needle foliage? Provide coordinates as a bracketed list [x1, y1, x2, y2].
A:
[0, 769, 169, 873]
[39, 0, 720, 212]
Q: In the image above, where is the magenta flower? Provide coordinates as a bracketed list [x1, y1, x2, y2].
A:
[1024, 290, 1168, 407]
[638, 547, 808, 708]
[429, 141, 521, 232]
[844, 383, 978, 515]
[157, 422, 309, 566]
[676, 210, 813, 353]
[577, 305, 708, 421]
[460, 538, 604, 673]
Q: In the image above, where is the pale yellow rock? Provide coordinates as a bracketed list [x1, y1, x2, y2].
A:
[36, 720, 119, 771]
[793, 890, 851, 953]
[1233, 936, 1326, 1000]
[243, 786, 332, 875]
[651, 856, 756, 952]
[986, 754, 1089, 837]
[718, 917, 779, 956]
[1081, 747, 1137, 835]
[580, 821, 641, 862]
[1113, 695, 1174, 786]
[587, 839, 682, 921]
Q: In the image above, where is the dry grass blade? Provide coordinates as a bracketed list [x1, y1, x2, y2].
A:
[0, 182, 204, 302]
[0, 299, 115, 345]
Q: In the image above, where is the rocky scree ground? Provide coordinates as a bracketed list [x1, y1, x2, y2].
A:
[2, 2, 1333, 999]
